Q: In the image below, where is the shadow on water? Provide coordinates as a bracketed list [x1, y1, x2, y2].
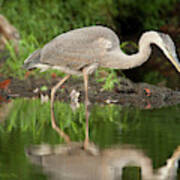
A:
[0, 99, 180, 179]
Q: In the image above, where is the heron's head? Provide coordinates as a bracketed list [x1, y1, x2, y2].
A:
[156, 32, 180, 72]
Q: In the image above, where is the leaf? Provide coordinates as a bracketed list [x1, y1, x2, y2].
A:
[40, 85, 48, 91]
[0, 95, 6, 102]
[51, 73, 57, 78]
[0, 79, 11, 89]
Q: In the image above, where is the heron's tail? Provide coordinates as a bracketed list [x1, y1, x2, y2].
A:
[23, 49, 41, 70]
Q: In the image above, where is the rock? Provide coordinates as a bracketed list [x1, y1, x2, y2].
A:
[0, 14, 20, 53]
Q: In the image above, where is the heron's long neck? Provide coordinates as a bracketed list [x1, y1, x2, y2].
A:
[101, 33, 153, 69]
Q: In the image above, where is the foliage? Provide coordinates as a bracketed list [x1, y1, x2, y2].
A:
[143, 71, 165, 85]
[120, 41, 138, 52]
[115, 0, 177, 31]
[122, 167, 141, 180]
[5, 98, 175, 147]
[0, 37, 65, 79]
[0, 37, 38, 78]
[1, 98, 146, 145]
[4, 99, 84, 142]
[1, 0, 176, 39]
[96, 69, 119, 90]
[3, 99, 125, 142]
[0, 0, 115, 44]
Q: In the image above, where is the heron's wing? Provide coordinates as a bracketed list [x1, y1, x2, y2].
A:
[40, 26, 120, 70]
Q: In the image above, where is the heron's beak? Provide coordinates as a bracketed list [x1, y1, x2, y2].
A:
[167, 53, 180, 72]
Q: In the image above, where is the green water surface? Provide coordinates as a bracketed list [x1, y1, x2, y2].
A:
[0, 99, 180, 179]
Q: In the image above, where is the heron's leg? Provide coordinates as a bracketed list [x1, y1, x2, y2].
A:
[51, 75, 71, 144]
[82, 63, 99, 151]
[83, 70, 90, 150]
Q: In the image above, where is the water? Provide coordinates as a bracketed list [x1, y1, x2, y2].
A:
[0, 99, 180, 179]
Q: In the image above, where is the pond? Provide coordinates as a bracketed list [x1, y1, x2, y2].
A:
[0, 99, 180, 180]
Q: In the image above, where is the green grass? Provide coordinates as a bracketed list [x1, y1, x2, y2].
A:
[143, 71, 165, 85]
[4, 99, 85, 141]
[1, 37, 38, 78]
[2, 99, 110, 141]
[1, 98, 138, 143]
[96, 69, 119, 90]
[1, 0, 115, 43]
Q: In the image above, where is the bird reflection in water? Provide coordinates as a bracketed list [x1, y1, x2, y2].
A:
[26, 143, 180, 180]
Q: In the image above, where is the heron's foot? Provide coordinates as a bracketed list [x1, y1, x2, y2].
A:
[62, 133, 71, 144]
[51, 116, 71, 144]
[51, 125, 71, 144]
[83, 141, 99, 156]
[27, 142, 99, 157]
[52, 126, 71, 144]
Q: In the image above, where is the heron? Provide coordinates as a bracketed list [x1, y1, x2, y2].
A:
[23, 26, 180, 151]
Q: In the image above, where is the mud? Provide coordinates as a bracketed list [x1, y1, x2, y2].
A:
[0, 74, 179, 109]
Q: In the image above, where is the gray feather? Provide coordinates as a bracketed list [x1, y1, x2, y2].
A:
[40, 26, 120, 70]
[22, 26, 180, 73]
[23, 49, 41, 70]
